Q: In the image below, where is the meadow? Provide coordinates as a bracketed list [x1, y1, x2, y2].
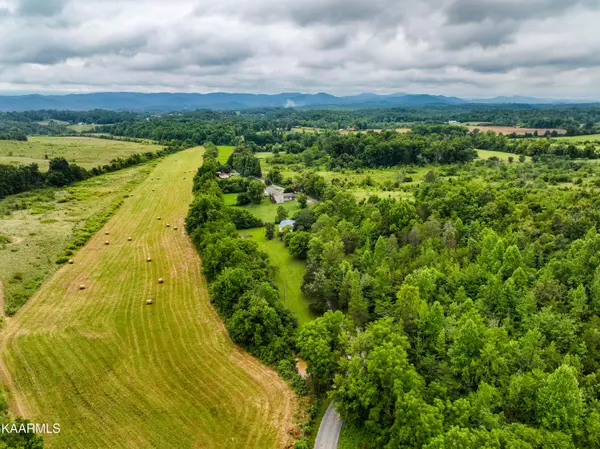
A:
[239, 227, 314, 327]
[553, 133, 600, 143]
[0, 147, 296, 448]
[476, 149, 531, 161]
[0, 136, 162, 171]
[0, 162, 156, 315]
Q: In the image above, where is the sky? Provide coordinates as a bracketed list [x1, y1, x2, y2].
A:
[1, 0, 600, 98]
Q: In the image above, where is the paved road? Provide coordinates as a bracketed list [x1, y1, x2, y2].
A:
[314, 402, 343, 449]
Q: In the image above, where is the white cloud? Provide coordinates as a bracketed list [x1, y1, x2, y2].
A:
[1, 0, 600, 98]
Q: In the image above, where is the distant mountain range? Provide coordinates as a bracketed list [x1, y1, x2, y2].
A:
[0, 92, 596, 112]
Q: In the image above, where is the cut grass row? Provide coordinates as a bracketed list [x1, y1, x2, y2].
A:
[1, 147, 297, 448]
[0, 136, 162, 171]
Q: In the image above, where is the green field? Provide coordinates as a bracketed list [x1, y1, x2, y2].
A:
[68, 124, 97, 133]
[239, 227, 314, 327]
[0, 136, 163, 171]
[476, 149, 531, 162]
[0, 148, 296, 448]
[553, 133, 600, 143]
[240, 198, 301, 223]
[0, 162, 156, 315]
[217, 145, 235, 164]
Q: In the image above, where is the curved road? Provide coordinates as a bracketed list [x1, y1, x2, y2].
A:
[314, 402, 343, 449]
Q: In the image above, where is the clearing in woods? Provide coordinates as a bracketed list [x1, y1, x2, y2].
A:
[0, 136, 163, 171]
[0, 146, 296, 448]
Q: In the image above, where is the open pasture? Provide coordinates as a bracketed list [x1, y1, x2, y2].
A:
[0, 136, 162, 171]
[0, 147, 296, 448]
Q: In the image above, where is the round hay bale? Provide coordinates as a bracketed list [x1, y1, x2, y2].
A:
[157, 217, 161, 220]
[146, 299, 153, 305]
[68, 259, 74, 264]
[152, 189, 155, 192]
[79, 284, 85, 290]
[146, 257, 152, 262]
[174, 226, 178, 230]
[105, 231, 109, 235]
[128, 237, 132, 241]
[166, 223, 170, 227]
[105, 240, 110, 245]
[158, 278, 164, 284]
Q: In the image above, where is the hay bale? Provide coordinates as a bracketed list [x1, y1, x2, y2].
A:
[105, 240, 110, 245]
[128, 237, 132, 241]
[68, 259, 74, 264]
[174, 226, 178, 230]
[166, 224, 170, 227]
[146, 299, 153, 305]
[158, 278, 164, 284]
[79, 284, 85, 290]
[105, 231, 109, 235]
[157, 217, 161, 220]
[147, 257, 152, 262]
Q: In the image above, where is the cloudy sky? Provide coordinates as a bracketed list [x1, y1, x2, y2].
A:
[1, 0, 600, 98]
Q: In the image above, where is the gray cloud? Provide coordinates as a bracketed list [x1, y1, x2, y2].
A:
[0, 0, 600, 98]
[17, 0, 66, 17]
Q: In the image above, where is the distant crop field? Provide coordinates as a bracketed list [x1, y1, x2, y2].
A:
[240, 227, 314, 326]
[467, 125, 567, 135]
[0, 147, 296, 448]
[0, 136, 163, 171]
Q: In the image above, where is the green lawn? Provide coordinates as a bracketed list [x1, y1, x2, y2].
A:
[477, 149, 531, 162]
[0, 136, 163, 171]
[217, 145, 235, 164]
[239, 227, 314, 326]
[1, 147, 296, 448]
[240, 198, 301, 223]
[223, 193, 238, 205]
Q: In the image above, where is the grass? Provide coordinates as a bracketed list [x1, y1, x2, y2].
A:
[477, 149, 531, 162]
[68, 124, 96, 133]
[240, 198, 301, 223]
[338, 422, 374, 449]
[0, 163, 156, 315]
[553, 133, 600, 143]
[0, 147, 297, 448]
[239, 227, 314, 327]
[0, 136, 163, 171]
[216, 146, 235, 164]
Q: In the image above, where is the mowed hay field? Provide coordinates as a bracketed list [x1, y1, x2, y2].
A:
[0, 147, 296, 448]
[0, 136, 162, 171]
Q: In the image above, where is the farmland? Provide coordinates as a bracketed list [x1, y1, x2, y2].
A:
[476, 149, 531, 162]
[0, 147, 296, 448]
[467, 125, 567, 135]
[0, 162, 156, 315]
[553, 133, 600, 143]
[0, 136, 162, 171]
[239, 227, 314, 327]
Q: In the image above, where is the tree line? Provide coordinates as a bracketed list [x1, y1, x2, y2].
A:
[276, 167, 600, 447]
